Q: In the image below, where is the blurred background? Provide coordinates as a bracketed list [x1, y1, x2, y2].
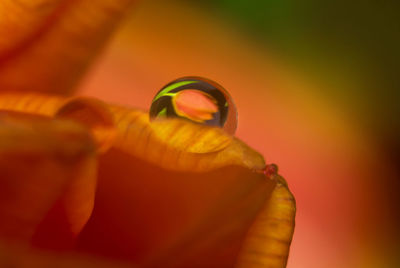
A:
[78, 0, 400, 267]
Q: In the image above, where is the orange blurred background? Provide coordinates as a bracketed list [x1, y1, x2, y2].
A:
[77, 1, 399, 267]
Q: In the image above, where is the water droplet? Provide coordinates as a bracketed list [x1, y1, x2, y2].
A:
[150, 77, 237, 135]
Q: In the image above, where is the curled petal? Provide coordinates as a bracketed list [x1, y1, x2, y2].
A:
[0, 94, 116, 152]
[236, 175, 296, 268]
[0, 94, 266, 172]
[0, 111, 97, 248]
[55, 97, 117, 153]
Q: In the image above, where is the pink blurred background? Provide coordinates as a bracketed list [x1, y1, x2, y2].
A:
[77, 1, 400, 267]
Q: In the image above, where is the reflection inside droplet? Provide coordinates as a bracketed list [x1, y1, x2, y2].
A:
[149, 77, 237, 135]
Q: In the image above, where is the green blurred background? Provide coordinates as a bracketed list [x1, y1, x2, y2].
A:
[201, 0, 400, 158]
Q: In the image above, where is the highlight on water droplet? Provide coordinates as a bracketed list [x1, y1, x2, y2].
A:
[149, 77, 237, 135]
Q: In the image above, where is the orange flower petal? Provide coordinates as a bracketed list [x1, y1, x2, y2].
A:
[0, 0, 137, 94]
[77, 149, 276, 267]
[110, 105, 265, 172]
[77, 103, 294, 267]
[0, 93, 296, 267]
[0, 94, 265, 171]
[0, 0, 63, 55]
[0, 111, 97, 248]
